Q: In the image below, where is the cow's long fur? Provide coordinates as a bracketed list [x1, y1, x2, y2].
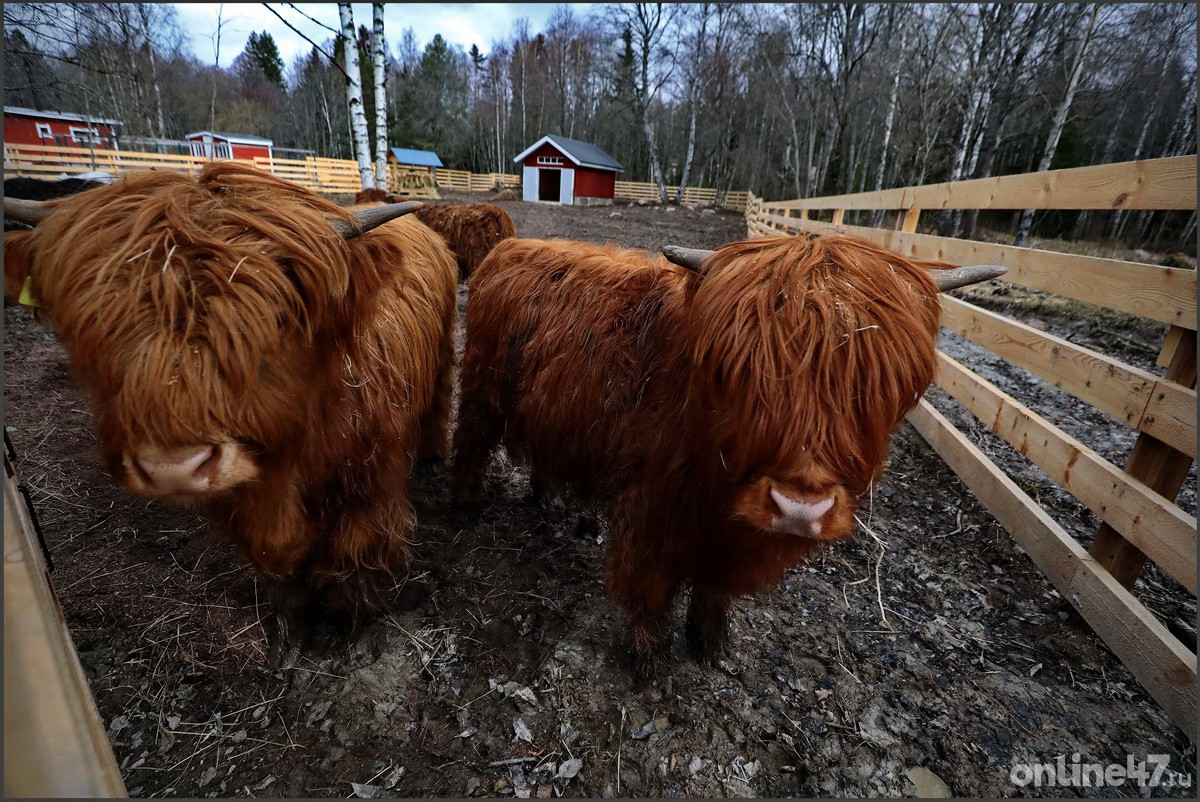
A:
[411, 204, 516, 281]
[453, 234, 943, 669]
[6, 162, 458, 641]
[353, 190, 516, 281]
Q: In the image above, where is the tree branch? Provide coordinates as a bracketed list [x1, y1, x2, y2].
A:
[260, 2, 351, 81]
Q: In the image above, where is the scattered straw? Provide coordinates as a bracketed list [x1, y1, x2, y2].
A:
[161, 245, 177, 273]
[228, 256, 248, 282]
[844, 511, 891, 630]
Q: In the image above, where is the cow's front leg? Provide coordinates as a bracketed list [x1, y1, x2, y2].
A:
[264, 576, 316, 669]
[684, 586, 732, 665]
[605, 525, 683, 682]
[220, 485, 318, 667]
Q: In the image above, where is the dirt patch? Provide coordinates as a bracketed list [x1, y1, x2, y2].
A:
[4, 192, 1194, 798]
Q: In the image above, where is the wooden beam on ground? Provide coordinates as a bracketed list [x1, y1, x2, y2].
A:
[1090, 327, 1198, 587]
[933, 351, 1196, 593]
[757, 213, 1196, 330]
[4, 458, 127, 798]
[906, 399, 1197, 738]
[939, 295, 1197, 458]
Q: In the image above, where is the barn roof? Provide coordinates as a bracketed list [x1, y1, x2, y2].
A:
[514, 134, 624, 172]
[185, 130, 274, 145]
[389, 147, 444, 168]
[4, 105, 121, 126]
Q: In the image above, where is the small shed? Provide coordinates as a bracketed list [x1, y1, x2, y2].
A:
[513, 134, 623, 206]
[185, 131, 273, 163]
[387, 147, 443, 196]
[3, 106, 121, 149]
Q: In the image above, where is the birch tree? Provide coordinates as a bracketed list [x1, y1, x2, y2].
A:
[372, 3, 388, 187]
[1014, 3, 1100, 246]
[606, 3, 679, 203]
[339, 2, 374, 189]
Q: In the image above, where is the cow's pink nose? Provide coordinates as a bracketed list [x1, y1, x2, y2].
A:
[769, 488, 835, 538]
[133, 445, 219, 494]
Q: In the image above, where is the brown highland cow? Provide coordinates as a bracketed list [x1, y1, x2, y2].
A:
[353, 189, 515, 281]
[5, 162, 459, 662]
[452, 233, 1002, 674]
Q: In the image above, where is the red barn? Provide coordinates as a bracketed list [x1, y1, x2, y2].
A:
[185, 130, 273, 164]
[3, 106, 121, 150]
[514, 134, 623, 206]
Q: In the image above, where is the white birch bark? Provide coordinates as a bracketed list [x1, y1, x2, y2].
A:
[372, 3, 388, 188]
[1015, 4, 1100, 246]
[339, 2, 375, 189]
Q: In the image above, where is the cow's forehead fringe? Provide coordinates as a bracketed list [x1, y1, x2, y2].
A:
[27, 162, 360, 323]
[689, 234, 942, 493]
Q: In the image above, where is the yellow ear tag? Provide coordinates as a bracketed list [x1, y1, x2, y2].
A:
[18, 276, 41, 308]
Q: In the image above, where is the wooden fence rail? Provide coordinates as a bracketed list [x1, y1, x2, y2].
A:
[4, 143, 749, 210]
[745, 155, 1198, 736]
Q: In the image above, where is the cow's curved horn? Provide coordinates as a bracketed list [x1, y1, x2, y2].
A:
[332, 200, 425, 239]
[930, 264, 1007, 291]
[4, 197, 53, 224]
[662, 245, 715, 272]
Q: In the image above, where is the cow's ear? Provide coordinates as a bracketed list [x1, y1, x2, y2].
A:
[4, 230, 37, 307]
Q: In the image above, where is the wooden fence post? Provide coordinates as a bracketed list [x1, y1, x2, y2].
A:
[1089, 326, 1197, 587]
[899, 207, 921, 233]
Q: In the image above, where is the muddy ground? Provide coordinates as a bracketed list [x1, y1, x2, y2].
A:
[3, 190, 1195, 798]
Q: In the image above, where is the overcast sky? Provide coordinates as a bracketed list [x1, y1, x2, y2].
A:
[173, 3, 596, 69]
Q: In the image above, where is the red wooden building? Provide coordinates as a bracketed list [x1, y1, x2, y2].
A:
[3, 106, 121, 149]
[514, 134, 623, 206]
[185, 131, 273, 164]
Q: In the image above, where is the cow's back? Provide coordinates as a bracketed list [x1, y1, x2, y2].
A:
[302, 214, 457, 490]
[464, 238, 692, 499]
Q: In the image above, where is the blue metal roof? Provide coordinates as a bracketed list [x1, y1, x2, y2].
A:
[389, 147, 444, 168]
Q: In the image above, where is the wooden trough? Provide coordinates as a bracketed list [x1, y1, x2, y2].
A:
[745, 155, 1198, 737]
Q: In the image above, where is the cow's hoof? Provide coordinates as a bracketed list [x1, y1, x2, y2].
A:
[630, 647, 671, 688]
[685, 603, 730, 665]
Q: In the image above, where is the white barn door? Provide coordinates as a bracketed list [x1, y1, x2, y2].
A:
[522, 165, 537, 202]
[559, 168, 574, 205]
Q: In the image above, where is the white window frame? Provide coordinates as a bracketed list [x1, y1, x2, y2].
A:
[190, 140, 232, 160]
[537, 155, 563, 166]
[35, 123, 52, 139]
[69, 125, 101, 145]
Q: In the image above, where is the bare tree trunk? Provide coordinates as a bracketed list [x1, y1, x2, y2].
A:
[870, 17, 907, 226]
[675, 3, 711, 203]
[339, 2, 374, 189]
[675, 103, 698, 202]
[372, 3, 388, 187]
[1015, 3, 1100, 246]
[136, 5, 167, 140]
[209, 4, 223, 134]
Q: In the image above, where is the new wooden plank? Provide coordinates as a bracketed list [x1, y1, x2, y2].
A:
[906, 400, 1197, 737]
[933, 351, 1196, 592]
[765, 156, 1196, 212]
[939, 295, 1197, 457]
[755, 213, 1196, 329]
[1091, 327, 1199, 587]
[4, 464, 127, 798]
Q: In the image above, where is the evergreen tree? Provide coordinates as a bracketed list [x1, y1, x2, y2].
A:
[244, 31, 285, 90]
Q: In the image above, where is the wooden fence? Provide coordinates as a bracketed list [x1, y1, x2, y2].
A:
[745, 155, 1198, 736]
[4, 143, 749, 210]
[5, 451, 127, 797]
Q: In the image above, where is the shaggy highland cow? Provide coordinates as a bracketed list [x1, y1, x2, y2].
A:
[452, 234, 1003, 674]
[352, 189, 516, 281]
[5, 163, 459, 662]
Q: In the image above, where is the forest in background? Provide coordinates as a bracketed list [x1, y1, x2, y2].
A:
[3, 3, 1196, 248]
